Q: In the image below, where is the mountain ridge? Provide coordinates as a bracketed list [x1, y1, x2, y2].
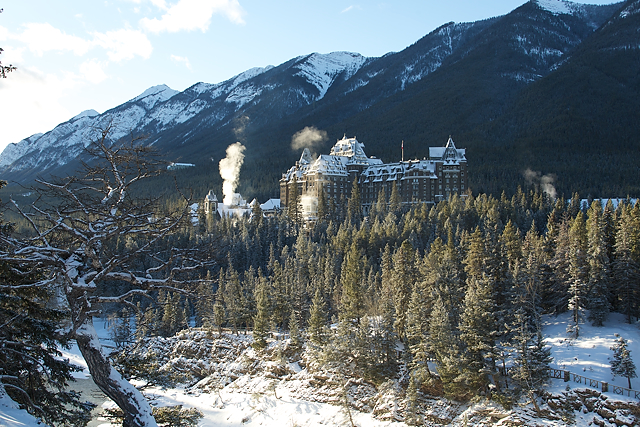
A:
[1, 0, 636, 201]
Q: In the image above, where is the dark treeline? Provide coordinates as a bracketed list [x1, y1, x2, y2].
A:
[123, 188, 640, 406]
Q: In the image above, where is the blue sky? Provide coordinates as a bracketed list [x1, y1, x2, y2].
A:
[0, 0, 621, 152]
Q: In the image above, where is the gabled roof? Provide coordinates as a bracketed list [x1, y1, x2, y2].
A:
[429, 136, 466, 162]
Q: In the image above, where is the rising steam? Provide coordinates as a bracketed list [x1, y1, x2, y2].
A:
[291, 126, 328, 151]
[219, 142, 246, 206]
[523, 168, 557, 200]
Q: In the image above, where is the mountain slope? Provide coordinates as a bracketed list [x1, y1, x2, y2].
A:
[0, 0, 634, 202]
[480, 0, 640, 196]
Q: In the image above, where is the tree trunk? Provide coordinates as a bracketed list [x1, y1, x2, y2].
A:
[70, 288, 158, 427]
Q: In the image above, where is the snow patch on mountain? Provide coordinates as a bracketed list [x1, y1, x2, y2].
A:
[71, 109, 100, 121]
[0, 134, 41, 168]
[229, 66, 274, 86]
[619, 0, 640, 19]
[129, 84, 179, 110]
[226, 84, 277, 108]
[345, 79, 370, 94]
[173, 99, 209, 124]
[514, 34, 565, 61]
[535, 0, 587, 16]
[294, 52, 367, 100]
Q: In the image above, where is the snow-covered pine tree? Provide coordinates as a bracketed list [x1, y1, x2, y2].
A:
[610, 334, 637, 389]
[404, 373, 422, 426]
[458, 274, 497, 395]
[510, 309, 551, 408]
[0, 192, 94, 424]
[429, 293, 464, 399]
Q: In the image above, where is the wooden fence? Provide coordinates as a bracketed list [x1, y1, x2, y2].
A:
[548, 367, 640, 399]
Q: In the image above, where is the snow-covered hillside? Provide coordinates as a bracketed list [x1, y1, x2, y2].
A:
[4, 312, 628, 427]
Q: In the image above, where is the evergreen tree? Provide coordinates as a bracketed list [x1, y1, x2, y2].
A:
[458, 274, 497, 395]
[406, 277, 431, 378]
[289, 309, 302, 349]
[288, 174, 301, 225]
[391, 240, 415, 342]
[376, 250, 399, 378]
[224, 266, 246, 335]
[610, 334, 637, 389]
[270, 250, 290, 331]
[404, 373, 421, 426]
[339, 242, 364, 322]
[308, 286, 328, 345]
[464, 227, 486, 282]
[567, 212, 588, 338]
[389, 183, 401, 213]
[612, 204, 640, 323]
[547, 216, 571, 314]
[317, 188, 329, 224]
[429, 294, 464, 399]
[213, 284, 226, 336]
[346, 179, 362, 223]
[586, 201, 611, 326]
[0, 250, 94, 426]
[510, 310, 552, 406]
[252, 273, 270, 349]
[195, 272, 215, 329]
[161, 291, 177, 337]
[375, 188, 388, 219]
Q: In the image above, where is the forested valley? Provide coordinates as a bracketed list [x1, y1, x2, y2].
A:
[2, 139, 640, 425]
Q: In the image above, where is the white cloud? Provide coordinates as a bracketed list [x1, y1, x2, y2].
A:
[17, 22, 92, 56]
[6, 23, 152, 63]
[341, 5, 361, 14]
[170, 54, 192, 70]
[2, 46, 25, 64]
[92, 28, 153, 62]
[150, 0, 169, 10]
[80, 59, 109, 83]
[124, 0, 168, 8]
[0, 66, 75, 148]
[140, 0, 246, 33]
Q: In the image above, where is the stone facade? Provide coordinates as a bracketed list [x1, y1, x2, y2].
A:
[280, 135, 467, 221]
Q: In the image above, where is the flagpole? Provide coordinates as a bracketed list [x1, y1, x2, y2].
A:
[401, 140, 404, 162]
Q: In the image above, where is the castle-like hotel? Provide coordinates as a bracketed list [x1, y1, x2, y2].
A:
[280, 135, 467, 221]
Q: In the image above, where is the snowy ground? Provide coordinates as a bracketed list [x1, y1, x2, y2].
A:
[2, 312, 640, 426]
[543, 311, 640, 394]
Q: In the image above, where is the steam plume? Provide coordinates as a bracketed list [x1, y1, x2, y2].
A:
[523, 168, 557, 200]
[291, 126, 328, 151]
[219, 142, 246, 205]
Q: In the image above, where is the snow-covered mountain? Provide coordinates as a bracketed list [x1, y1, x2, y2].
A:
[0, 0, 630, 192]
[0, 52, 372, 178]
